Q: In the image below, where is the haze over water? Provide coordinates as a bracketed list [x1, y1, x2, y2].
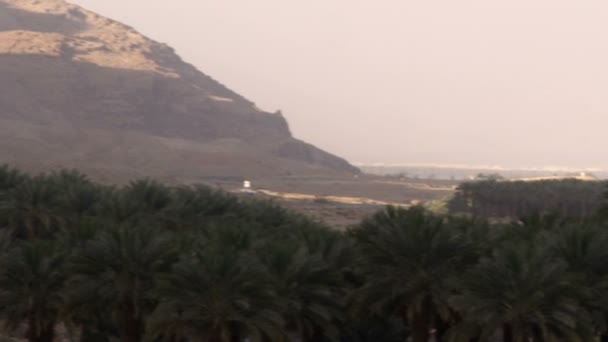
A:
[72, 0, 608, 169]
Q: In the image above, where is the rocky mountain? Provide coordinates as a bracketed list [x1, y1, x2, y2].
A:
[0, 0, 359, 183]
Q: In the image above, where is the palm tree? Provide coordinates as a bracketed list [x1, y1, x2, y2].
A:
[66, 226, 176, 342]
[161, 185, 243, 231]
[148, 240, 284, 342]
[339, 315, 407, 342]
[0, 164, 27, 195]
[241, 199, 303, 233]
[50, 169, 103, 226]
[0, 240, 66, 342]
[448, 242, 591, 342]
[257, 240, 345, 341]
[97, 180, 171, 226]
[350, 206, 474, 342]
[1, 175, 63, 239]
[96, 188, 142, 225]
[546, 223, 608, 341]
[122, 179, 172, 222]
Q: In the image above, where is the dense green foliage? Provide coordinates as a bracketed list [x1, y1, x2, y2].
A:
[448, 179, 607, 219]
[1, 165, 608, 342]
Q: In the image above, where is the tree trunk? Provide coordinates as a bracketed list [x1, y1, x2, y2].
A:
[26, 317, 55, 342]
[303, 328, 324, 342]
[410, 313, 429, 342]
[79, 325, 89, 342]
[80, 324, 110, 342]
[410, 296, 431, 342]
[119, 299, 143, 342]
[502, 324, 513, 342]
[434, 316, 450, 342]
[38, 324, 56, 342]
[206, 327, 224, 342]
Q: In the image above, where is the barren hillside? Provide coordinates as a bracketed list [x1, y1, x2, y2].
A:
[0, 0, 359, 182]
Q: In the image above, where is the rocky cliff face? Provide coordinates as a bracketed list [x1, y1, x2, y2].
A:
[0, 0, 359, 181]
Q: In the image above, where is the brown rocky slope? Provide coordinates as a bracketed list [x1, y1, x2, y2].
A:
[0, 0, 359, 182]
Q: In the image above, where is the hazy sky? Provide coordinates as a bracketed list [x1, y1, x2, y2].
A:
[71, 0, 608, 168]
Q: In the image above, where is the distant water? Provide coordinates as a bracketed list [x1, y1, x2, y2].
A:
[357, 164, 608, 180]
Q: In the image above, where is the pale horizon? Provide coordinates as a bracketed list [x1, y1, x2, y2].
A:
[71, 0, 608, 169]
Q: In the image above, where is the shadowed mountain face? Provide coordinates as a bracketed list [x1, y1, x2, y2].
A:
[0, 0, 359, 182]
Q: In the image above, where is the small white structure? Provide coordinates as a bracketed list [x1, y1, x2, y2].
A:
[240, 180, 256, 194]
